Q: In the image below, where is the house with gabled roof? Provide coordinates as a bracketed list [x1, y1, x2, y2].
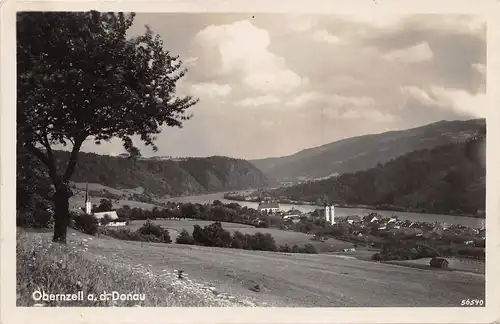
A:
[257, 201, 280, 213]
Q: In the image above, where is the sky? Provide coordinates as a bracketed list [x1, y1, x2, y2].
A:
[79, 13, 486, 160]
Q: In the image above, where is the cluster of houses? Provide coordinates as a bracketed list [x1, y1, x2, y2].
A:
[256, 200, 485, 243]
[258, 201, 337, 224]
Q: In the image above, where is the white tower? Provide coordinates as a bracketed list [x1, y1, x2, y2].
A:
[84, 182, 92, 214]
[325, 205, 331, 223]
[330, 204, 336, 224]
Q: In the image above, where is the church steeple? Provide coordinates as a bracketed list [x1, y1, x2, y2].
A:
[84, 182, 92, 214]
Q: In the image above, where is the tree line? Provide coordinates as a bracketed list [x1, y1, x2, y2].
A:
[269, 135, 486, 217]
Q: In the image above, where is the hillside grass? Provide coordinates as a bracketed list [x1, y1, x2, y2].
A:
[17, 227, 484, 307]
[16, 229, 254, 307]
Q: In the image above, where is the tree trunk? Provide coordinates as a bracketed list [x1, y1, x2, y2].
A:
[52, 182, 73, 244]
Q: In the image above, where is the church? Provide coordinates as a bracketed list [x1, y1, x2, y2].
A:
[324, 204, 336, 224]
[82, 183, 119, 221]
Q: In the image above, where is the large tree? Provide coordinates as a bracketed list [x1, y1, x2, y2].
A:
[17, 11, 198, 243]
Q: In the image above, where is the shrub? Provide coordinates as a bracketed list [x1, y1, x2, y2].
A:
[192, 225, 207, 244]
[73, 214, 99, 235]
[176, 229, 195, 245]
[138, 220, 171, 243]
[231, 231, 249, 249]
[247, 232, 277, 251]
[278, 244, 291, 253]
[300, 243, 318, 254]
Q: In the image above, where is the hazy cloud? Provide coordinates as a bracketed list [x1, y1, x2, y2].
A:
[235, 95, 281, 107]
[312, 29, 341, 44]
[382, 42, 434, 63]
[191, 82, 232, 97]
[75, 13, 486, 159]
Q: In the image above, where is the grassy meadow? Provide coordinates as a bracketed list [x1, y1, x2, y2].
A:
[16, 229, 260, 307]
[128, 219, 356, 252]
[17, 227, 485, 307]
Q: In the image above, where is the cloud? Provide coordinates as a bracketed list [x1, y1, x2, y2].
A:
[430, 86, 487, 118]
[286, 91, 376, 108]
[400, 85, 440, 107]
[192, 20, 306, 93]
[324, 109, 395, 123]
[328, 75, 365, 88]
[191, 82, 232, 97]
[382, 42, 434, 63]
[401, 85, 486, 118]
[235, 95, 281, 107]
[341, 14, 406, 29]
[312, 29, 341, 44]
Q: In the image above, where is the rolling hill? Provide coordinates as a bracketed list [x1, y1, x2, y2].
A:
[52, 151, 273, 197]
[250, 119, 486, 183]
[268, 132, 486, 217]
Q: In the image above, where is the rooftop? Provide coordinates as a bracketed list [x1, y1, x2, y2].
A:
[258, 202, 279, 209]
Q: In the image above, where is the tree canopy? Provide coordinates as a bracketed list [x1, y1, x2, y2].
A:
[17, 11, 198, 183]
[17, 11, 198, 242]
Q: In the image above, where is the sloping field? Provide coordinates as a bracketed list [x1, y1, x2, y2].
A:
[386, 257, 485, 274]
[128, 219, 355, 252]
[28, 230, 484, 307]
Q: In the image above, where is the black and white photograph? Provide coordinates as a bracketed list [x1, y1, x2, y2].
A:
[1, 1, 499, 323]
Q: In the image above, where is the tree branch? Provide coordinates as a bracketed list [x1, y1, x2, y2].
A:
[62, 134, 87, 181]
[25, 142, 57, 181]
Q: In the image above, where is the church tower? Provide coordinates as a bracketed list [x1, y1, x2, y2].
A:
[84, 182, 92, 214]
[329, 204, 336, 224]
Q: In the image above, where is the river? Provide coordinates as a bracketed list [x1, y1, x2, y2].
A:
[164, 192, 485, 229]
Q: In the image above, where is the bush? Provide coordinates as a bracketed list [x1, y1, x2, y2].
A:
[278, 244, 292, 253]
[137, 220, 171, 243]
[231, 231, 249, 249]
[300, 243, 318, 254]
[247, 232, 277, 251]
[176, 229, 195, 245]
[73, 214, 99, 235]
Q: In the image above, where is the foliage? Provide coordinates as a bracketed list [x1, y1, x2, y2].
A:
[137, 220, 171, 243]
[55, 151, 270, 197]
[374, 239, 441, 261]
[72, 214, 99, 235]
[95, 198, 113, 212]
[16, 231, 234, 306]
[271, 136, 486, 217]
[176, 222, 315, 254]
[176, 229, 195, 245]
[17, 11, 197, 242]
[251, 118, 485, 183]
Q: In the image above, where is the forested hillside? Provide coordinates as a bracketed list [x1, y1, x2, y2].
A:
[251, 119, 486, 183]
[47, 151, 272, 196]
[268, 134, 486, 217]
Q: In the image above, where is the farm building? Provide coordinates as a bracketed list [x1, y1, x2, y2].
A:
[283, 214, 301, 223]
[258, 201, 280, 213]
[93, 211, 119, 221]
[345, 215, 361, 224]
[429, 258, 449, 269]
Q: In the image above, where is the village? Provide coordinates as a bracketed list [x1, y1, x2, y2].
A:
[74, 180, 485, 270]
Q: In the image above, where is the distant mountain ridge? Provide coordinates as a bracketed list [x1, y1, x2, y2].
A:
[53, 151, 273, 197]
[250, 119, 486, 182]
[268, 133, 486, 217]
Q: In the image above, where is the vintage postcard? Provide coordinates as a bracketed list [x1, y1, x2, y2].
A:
[1, 0, 499, 323]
